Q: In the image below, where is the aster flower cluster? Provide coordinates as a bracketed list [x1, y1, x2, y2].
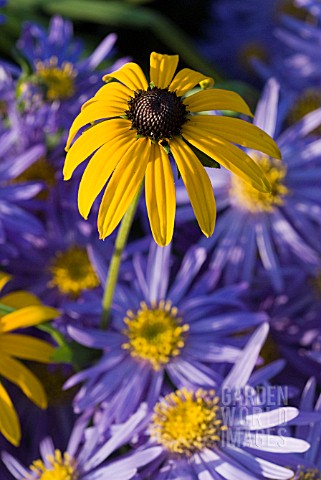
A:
[0, 3, 321, 480]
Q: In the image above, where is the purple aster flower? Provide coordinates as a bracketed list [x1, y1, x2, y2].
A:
[295, 0, 321, 16]
[183, 78, 321, 292]
[4, 173, 149, 334]
[256, 377, 321, 478]
[0, 363, 76, 476]
[4, 184, 102, 310]
[290, 377, 321, 477]
[0, 65, 47, 162]
[12, 15, 128, 131]
[64, 241, 268, 423]
[0, 63, 58, 151]
[0, 67, 87, 214]
[2, 406, 162, 479]
[256, 264, 321, 385]
[3, 174, 108, 338]
[197, 0, 297, 83]
[0, 71, 46, 262]
[114, 324, 313, 480]
[253, 9, 321, 91]
[0, 181, 45, 263]
[252, 6, 321, 124]
[0, 65, 63, 194]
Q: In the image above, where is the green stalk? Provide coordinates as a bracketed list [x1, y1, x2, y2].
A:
[0, 303, 15, 314]
[101, 183, 143, 329]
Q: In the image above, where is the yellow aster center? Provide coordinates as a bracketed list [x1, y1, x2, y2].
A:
[48, 245, 99, 298]
[287, 88, 321, 131]
[13, 157, 56, 199]
[292, 468, 321, 480]
[36, 57, 76, 101]
[122, 300, 189, 370]
[26, 450, 78, 480]
[230, 155, 289, 212]
[239, 42, 269, 73]
[277, 0, 313, 20]
[260, 332, 281, 364]
[0, 100, 7, 118]
[150, 388, 227, 456]
[311, 270, 321, 298]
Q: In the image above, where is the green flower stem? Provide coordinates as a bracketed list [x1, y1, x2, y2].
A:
[101, 183, 143, 329]
[0, 302, 15, 314]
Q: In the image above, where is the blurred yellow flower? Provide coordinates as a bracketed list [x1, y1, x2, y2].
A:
[64, 52, 281, 246]
[0, 274, 59, 446]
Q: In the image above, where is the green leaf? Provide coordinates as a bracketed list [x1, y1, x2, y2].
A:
[51, 341, 101, 369]
[0, 302, 15, 314]
[51, 344, 74, 364]
[39, 323, 101, 369]
[38, 322, 67, 347]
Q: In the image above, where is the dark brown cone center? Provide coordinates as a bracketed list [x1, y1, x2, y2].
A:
[126, 87, 189, 141]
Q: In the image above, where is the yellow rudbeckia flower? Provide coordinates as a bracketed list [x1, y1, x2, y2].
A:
[0, 274, 59, 446]
[64, 52, 281, 246]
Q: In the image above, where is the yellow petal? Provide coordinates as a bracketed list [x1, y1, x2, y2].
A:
[0, 305, 59, 333]
[98, 138, 151, 238]
[150, 52, 179, 88]
[0, 383, 20, 446]
[145, 143, 176, 246]
[169, 68, 214, 97]
[0, 291, 42, 309]
[188, 115, 281, 159]
[66, 99, 127, 150]
[0, 334, 54, 362]
[92, 82, 133, 103]
[182, 123, 270, 192]
[64, 119, 130, 180]
[170, 137, 216, 237]
[0, 272, 11, 291]
[0, 353, 47, 408]
[78, 128, 137, 219]
[184, 89, 253, 116]
[103, 62, 148, 91]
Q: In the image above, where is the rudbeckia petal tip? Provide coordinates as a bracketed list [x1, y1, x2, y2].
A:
[39, 399, 48, 410]
[156, 237, 171, 248]
[200, 78, 214, 90]
[11, 436, 20, 447]
[62, 168, 71, 181]
[204, 225, 215, 238]
[275, 146, 282, 160]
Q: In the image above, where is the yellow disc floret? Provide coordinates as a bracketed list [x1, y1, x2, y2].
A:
[36, 57, 76, 101]
[230, 154, 288, 212]
[311, 270, 321, 298]
[150, 388, 227, 456]
[13, 157, 56, 199]
[292, 468, 321, 480]
[48, 245, 99, 298]
[239, 42, 269, 74]
[287, 88, 321, 129]
[122, 300, 189, 370]
[26, 450, 78, 480]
